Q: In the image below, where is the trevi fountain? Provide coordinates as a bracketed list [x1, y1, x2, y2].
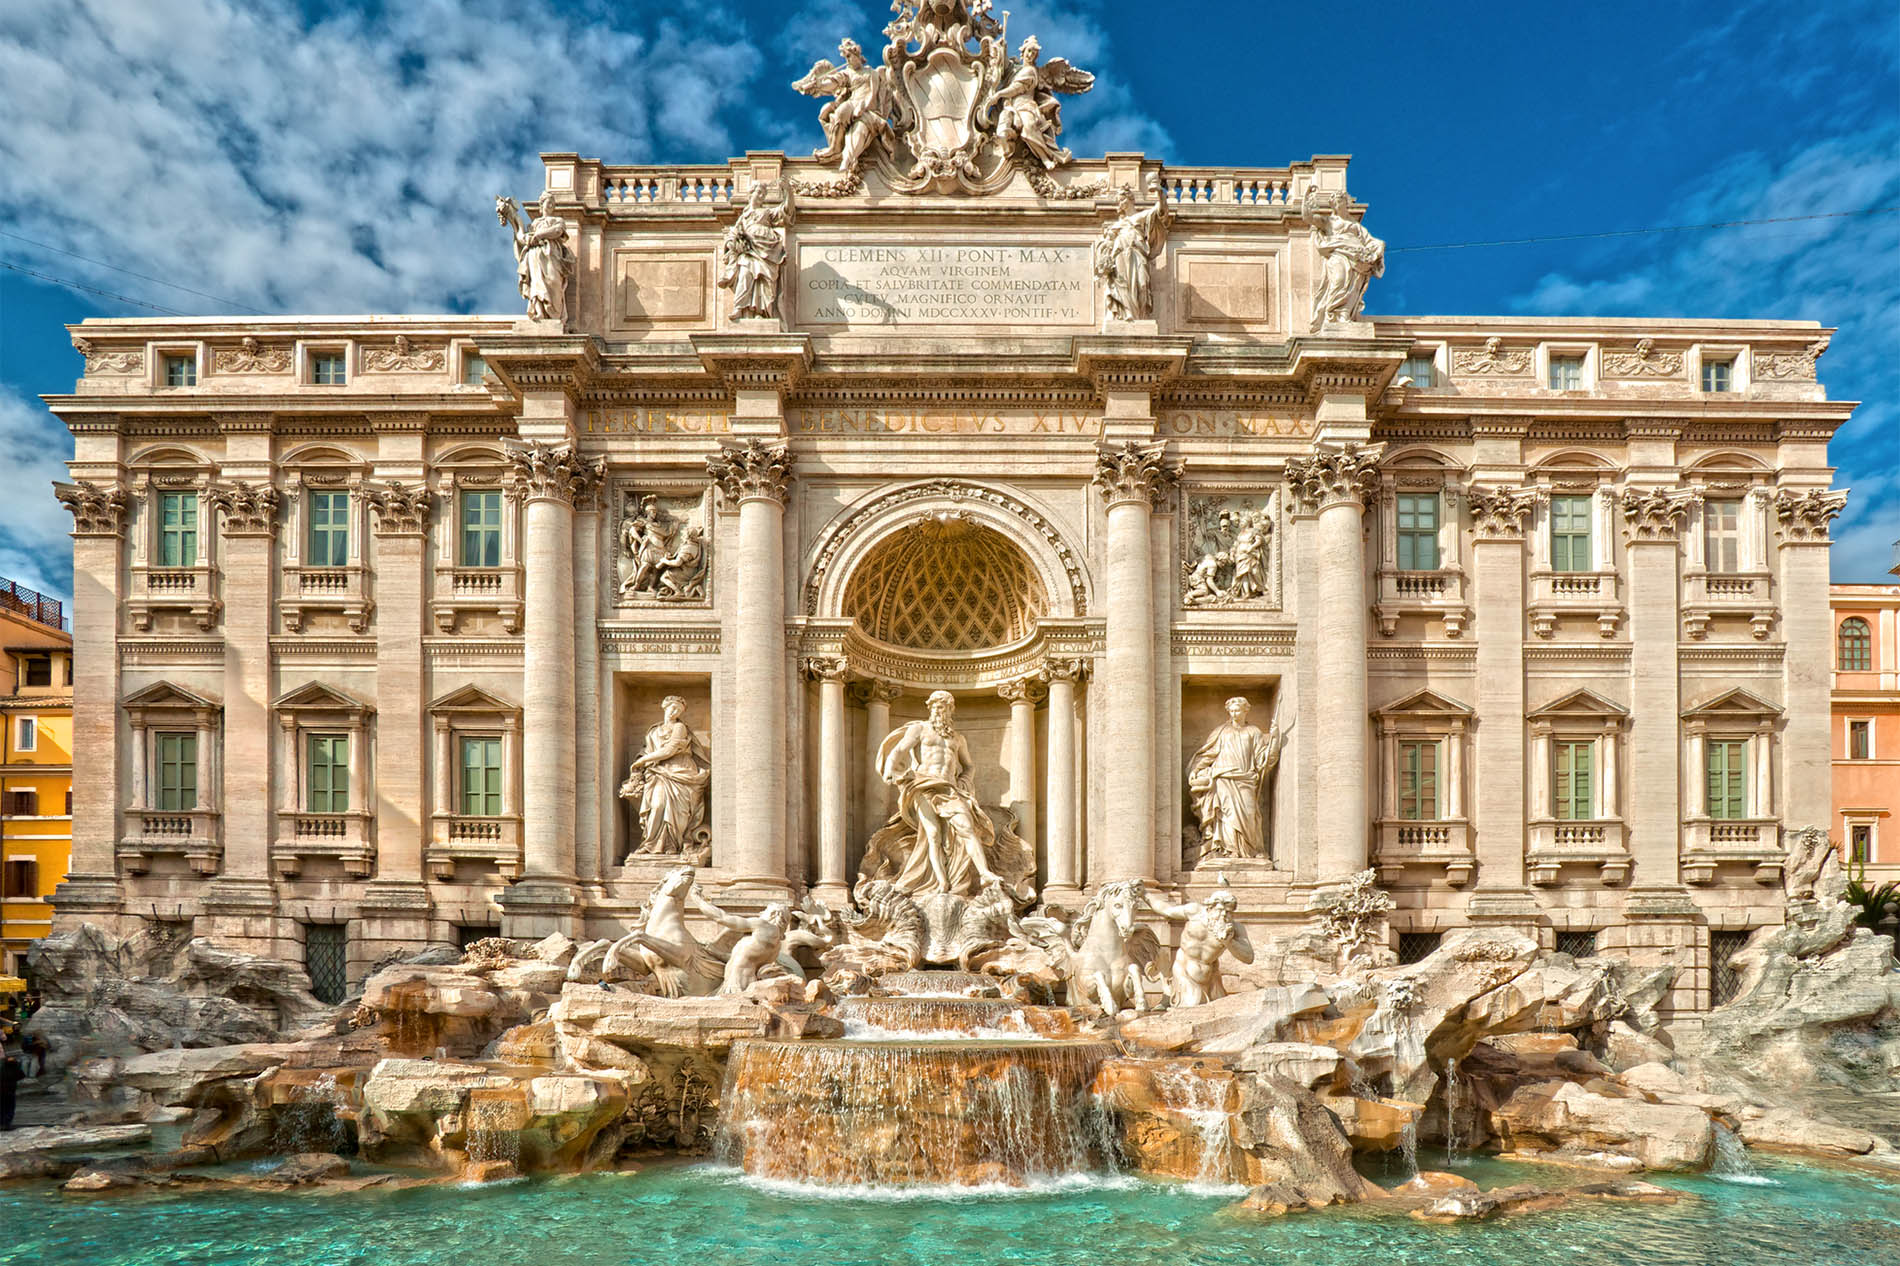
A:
[9, 3, 1896, 1262]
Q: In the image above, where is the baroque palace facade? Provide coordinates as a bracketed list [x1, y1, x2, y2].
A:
[44, 11, 1853, 1013]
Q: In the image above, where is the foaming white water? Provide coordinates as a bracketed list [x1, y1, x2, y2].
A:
[701, 1163, 1143, 1202]
[839, 1019, 1054, 1042]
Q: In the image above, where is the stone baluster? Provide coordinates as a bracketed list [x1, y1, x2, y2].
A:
[806, 657, 850, 900]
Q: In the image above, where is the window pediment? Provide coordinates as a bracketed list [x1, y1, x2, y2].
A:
[276, 681, 372, 717]
[1528, 688, 1628, 722]
[124, 680, 220, 711]
[1373, 688, 1473, 723]
[429, 684, 520, 716]
[1681, 686, 1779, 723]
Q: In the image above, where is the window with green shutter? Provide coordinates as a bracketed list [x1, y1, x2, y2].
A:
[460, 736, 502, 816]
[307, 733, 350, 813]
[1704, 499, 1742, 573]
[1550, 495, 1592, 573]
[155, 732, 198, 811]
[1552, 740, 1594, 820]
[158, 493, 198, 567]
[1398, 740, 1439, 820]
[1706, 739, 1748, 820]
[1396, 493, 1439, 571]
[307, 491, 350, 567]
[460, 491, 503, 567]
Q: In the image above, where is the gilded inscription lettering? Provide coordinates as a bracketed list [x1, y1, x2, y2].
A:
[1159, 411, 1312, 439]
[788, 410, 1099, 436]
[585, 409, 731, 435]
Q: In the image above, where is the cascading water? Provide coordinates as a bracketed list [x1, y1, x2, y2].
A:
[835, 996, 1077, 1040]
[271, 1074, 353, 1156]
[1712, 1123, 1774, 1185]
[1147, 1062, 1241, 1191]
[1442, 1057, 1469, 1167]
[465, 1098, 523, 1171]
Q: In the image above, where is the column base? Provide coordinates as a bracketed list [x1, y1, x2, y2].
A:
[496, 878, 583, 939]
[1037, 883, 1088, 911]
[810, 881, 853, 910]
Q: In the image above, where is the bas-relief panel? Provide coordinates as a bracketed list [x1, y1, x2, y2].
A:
[1180, 493, 1278, 610]
[615, 489, 714, 606]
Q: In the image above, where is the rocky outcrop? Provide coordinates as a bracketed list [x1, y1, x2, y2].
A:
[1490, 1079, 1714, 1170]
[1119, 984, 1331, 1055]
[0, 1125, 153, 1180]
[357, 1058, 633, 1171]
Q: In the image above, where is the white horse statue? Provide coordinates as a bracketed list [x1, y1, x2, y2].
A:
[1024, 879, 1164, 1014]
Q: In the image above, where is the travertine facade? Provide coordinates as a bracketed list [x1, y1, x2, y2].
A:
[43, 16, 1855, 1013]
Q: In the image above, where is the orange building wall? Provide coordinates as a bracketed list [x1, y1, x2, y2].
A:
[1832, 585, 1900, 879]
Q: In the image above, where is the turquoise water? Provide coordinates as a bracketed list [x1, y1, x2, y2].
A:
[4, 1154, 1895, 1266]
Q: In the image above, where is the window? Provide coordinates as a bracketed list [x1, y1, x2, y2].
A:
[155, 732, 198, 811]
[1838, 618, 1872, 670]
[455, 924, 499, 951]
[158, 492, 199, 567]
[1710, 930, 1752, 1006]
[462, 353, 488, 386]
[2, 859, 37, 899]
[1397, 932, 1442, 965]
[1701, 358, 1734, 393]
[1706, 739, 1748, 820]
[1553, 740, 1594, 820]
[14, 717, 36, 752]
[307, 733, 350, 813]
[1397, 740, 1439, 820]
[1850, 824, 1873, 865]
[5, 790, 38, 816]
[311, 352, 347, 385]
[307, 492, 350, 567]
[1400, 353, 1435, 387]
[1549, 495, 1593, 573]
[1848, 720, 1872, 761]
[460, 736, 502, 816]
[1548, 354, 1585, 390]
[1703, 498, 1742, 573]
[1555, 930, 1598, 959]
[1395, 493, 1440, 571]
[22, 656, 51, 688]
[163, 355, 197, 387]
[460, 491, 503, 567]
[303, 923, 348, 1005]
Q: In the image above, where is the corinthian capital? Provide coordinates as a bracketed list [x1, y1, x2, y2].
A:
[1619, 487, 1697, 541]
[1092, 441, 1178, 510]
[55, 480, 129, 537]
[707, 438, 794, 505]
[365, 481, 434, 535]
[504, 441, 604, 507]
[1283, 442, 1383, 513]
[208, 481, 281, 536]
[1774, 488, 1848, 542]
[1468, 485, 1537, 539]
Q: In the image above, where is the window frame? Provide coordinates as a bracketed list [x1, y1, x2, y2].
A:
[1702, 497, 1744, 574]
[1705, 738, 1749, 821]
[1, 858, 38, 900]
[459, 489, 505, 568]
[1547, 353, 1586, 391]
[459, 734, 504, 817]
[21, 655, 53, 689]
[306, 732, 351, 814]
[1838, 617, 1872, 671]
[1395, 491, 1441, 572]
[155, 730, 199, 812]
[1700, 357, 1735, 393]
[14, 716, 36, 753]
[1399, 351, 1436, 388]
[162, 354, 198, 387]
[1850, 823, 1873, 865]
[1848, 719, 1872, 762]
[306, 489, 352, 568]
[1552, 739, 1595, 821]
[156, 491, 200, 568]
[1396, 738, 1441, 821]
[1548, 494, 1593, 574]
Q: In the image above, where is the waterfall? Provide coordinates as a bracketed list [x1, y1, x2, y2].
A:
[1712, 1123, 1774, 1185]
[271, 1074, 353, 1156]
[1148, 1062, 1241, 1191]
[1397, 1116, 1419, 1181]
[1443, 1058, 1469, 1167]
[835, 997, 1075, 1041]
[465, 1098, 523, 1171]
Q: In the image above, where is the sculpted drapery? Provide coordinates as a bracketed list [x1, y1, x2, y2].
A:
[621, 696, 710, 858]
[1187, 697, 1284, 861]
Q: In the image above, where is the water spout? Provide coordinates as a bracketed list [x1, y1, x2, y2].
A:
[1712, 1123, 1774, 1185]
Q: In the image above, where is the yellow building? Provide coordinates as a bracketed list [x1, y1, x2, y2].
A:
[1, 580, 73, 977]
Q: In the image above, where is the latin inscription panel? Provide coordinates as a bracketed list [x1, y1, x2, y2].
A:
[798, 244, 1091, 326]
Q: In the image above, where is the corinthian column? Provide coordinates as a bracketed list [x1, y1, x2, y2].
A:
[709, 438, 794, 890]
[1775, 489, 1847, 836]
[1092, 441, 1177, 884]
[1000, 676, 1043, 856]
[1042, 658, 1086, 898]
[806, 656, 849, 900]
[502, 441, 602, 933]
[1285, 443, 1381, 880]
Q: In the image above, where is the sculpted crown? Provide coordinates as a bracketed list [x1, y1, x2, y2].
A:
[1092, 441, 1178, 510]
[505, 441, 604, 507]
[707, 438, 794, 505]
[55, 480, 129, 536]
[1467, 486, 1538, 539]
[365, 481, 434, 534]
[209, 481, 282, 536]
[1619, 487, 1697, 541]
[1283, 442, 1383, 512]
[1774, 488, 1848, 542]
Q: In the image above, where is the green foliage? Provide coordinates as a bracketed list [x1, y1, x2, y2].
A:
[1844, 859, 1900, 933]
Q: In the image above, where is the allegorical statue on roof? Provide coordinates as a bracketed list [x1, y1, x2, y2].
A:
[495, 191, 575, 327]
[1307, 191, 1385, 329]
[792, 38, 896, 178]
[985, 35, 1094, 171]
[1094, 183, 1172, 322]
[718, 183, 795, 319]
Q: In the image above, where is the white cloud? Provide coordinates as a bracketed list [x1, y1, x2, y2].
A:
[0, 387, 76, 605]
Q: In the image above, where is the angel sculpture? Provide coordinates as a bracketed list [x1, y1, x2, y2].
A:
[986, 36, 1093, 170]
[495, 192, 574, 326]
[718, 184, 794, 319]
[792, 38, 895, 175]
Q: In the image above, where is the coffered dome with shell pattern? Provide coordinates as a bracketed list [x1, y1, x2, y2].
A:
[842, 514, 1047, 652]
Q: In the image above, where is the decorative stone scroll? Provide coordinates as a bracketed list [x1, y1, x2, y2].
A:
[362, 336, 446, 372]
[1601, 338, 1682, 378]
[71, 338, 142, 375]
[1093, 441, 1178, 510]
[1283, 442, 1383, 513]
[364, 482, 433, 535]
[1181, 494, 1274, 608]
[1620, 487, 1697, 541]
[706, 438, 793, 505]
[1754, 338, 1829, 381]
[505, 441, 604, 507]
[1451, 337, 1532, 377]
[212, 337, 292, 374]
[1774, 488, 1848, 542]
[618, 490, 713, 603]
[55, 480, 129, 536]
[208, 481, 281, 535]
[1468, 486, 1537, 539]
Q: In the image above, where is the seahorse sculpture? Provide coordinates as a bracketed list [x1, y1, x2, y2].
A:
[840, 880, 928, 970]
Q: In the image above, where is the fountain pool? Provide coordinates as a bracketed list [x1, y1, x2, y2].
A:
[2, 1154, 1894, 1266]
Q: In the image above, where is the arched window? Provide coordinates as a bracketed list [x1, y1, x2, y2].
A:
[1838, 618, 1872, 671]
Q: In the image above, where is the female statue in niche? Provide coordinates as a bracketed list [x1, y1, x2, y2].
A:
[1093, 184, 1172, 322]
[1187, 696, 1283, 861]
[620, 696, 710, 858]
[719, 184, 794, 319]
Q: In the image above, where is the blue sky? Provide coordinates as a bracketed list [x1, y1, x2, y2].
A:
[1, 0, 1894, 604]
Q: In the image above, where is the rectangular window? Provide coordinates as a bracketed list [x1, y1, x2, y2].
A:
[2, 859, 37, 900]
[1397, 931, 1442, 965]
[14, 717, 36, 753]
[460, 491, 503, 567]
[1710, 930, 1752, 1006]
[1701, 359, 1734, 393]
[1706, 739, 1748, 820]
[1553, 740, 1595, 820]
[22, 656, 52, 688]
[158, 492, 199, 567]
[5, 790, 38, 816]
[303, 923, 348, 1005]
[460, 736, 502, 816]
[1549, 495, 1593, 573]
[163, 354, 197, 387]
[307, 733, 350, 813]
[155, 731, 198, 811]
[462, 353, 488, 386]
[311, 352, 347, 385]
[1704, 498, 1743, 573]
[1400, 353, 1435, 387]
[1851, 824, 1873, 865]
[307, 491, 350, 567]
[1395, 493, 1440, 571]
[1556, 929, 1598, 959]
[1548, 354, 1585, 390]
[1848, 720, 1872, 761]
[1397, 739, 1439, 821]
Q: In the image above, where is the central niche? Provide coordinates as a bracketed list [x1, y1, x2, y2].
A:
[843, 514, 1046, 651]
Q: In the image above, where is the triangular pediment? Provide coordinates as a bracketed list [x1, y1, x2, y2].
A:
[1373, 688, 1473, 719]
[1682, 687, 1780, 721]
[274, 681, 370, 713]
[122, 680, 219, 710]
[1528, 688, 1629, 721]
[429, 684, 518, 714]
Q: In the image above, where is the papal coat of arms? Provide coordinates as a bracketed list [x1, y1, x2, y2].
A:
[792, 1, 1096, 196]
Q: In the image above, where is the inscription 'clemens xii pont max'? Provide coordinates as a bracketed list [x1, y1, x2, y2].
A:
[799, 244, 1091, 326]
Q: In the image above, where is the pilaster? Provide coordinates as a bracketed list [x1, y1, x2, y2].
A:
[1469, 485, 1535, 893]
[1621, 487, 1694, 889]
[1776, 488, 1847, 833]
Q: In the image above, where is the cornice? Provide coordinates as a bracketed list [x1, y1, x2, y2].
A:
[689, 333, 814, 390]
